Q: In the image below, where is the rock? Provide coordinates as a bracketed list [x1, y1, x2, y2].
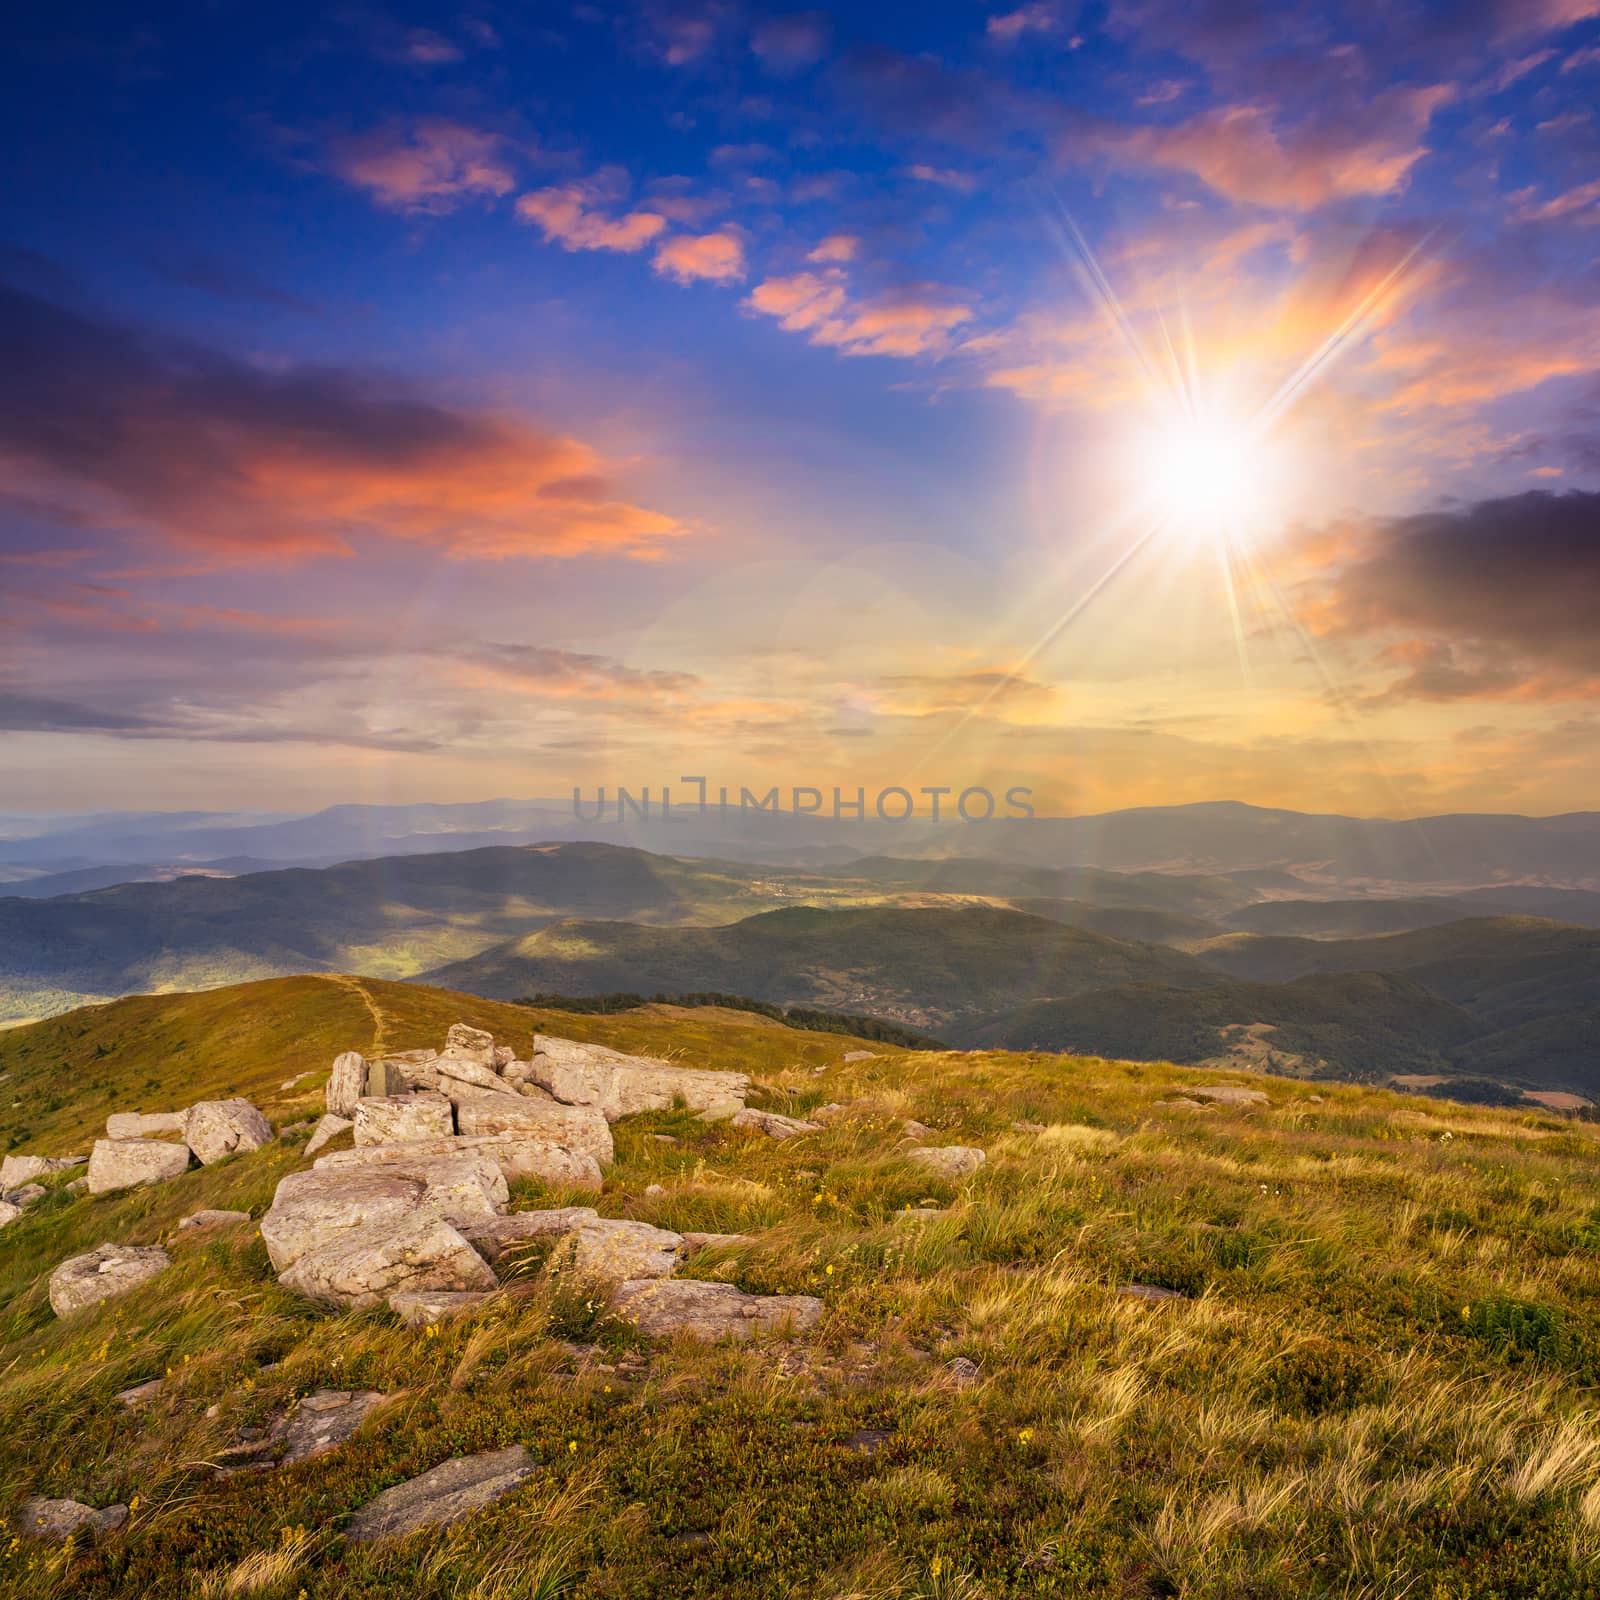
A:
[947, 1355, 981, 1386]
[16, 1497, 127, 1541]
[346, 1444, 538, 1543]
[902, 1119, 935, 1140]
[305, 1113, 353, 1157]
[651, 1133, 678, 1144]
[178, 1208, 251, 1231]
[85, 1137, 191, 1194]
[529, 1036, 748, 1122]
[905, 1146, 986, 1181]
[843, 1050, 876, 1061]
[185, 1099, 273, 1166]
[105, 1111, 186, 1140]
[444, 1023, 498, 1066]
[455, 1097, 613, 1162]
[435, 1054, 519, 1097]
[894, 1206, 950, 1222]
[6, 1183, 46, 1206]
[1120, 1283, 1188, 1303]
[66, 1177, 89, 1196]
[1189, 1085, 1269, 1106]
[280, 1071, 314, 1090]
[644, 1183, 664, 1197]
[279, 1210, 495, 1311]
[1153, 1098, 1205, 1109]
[0, 1201, 22, 1230]
[568, 1218, 683, 1281]
[811, 1103, 848, 1122]
[261, 1169, 429, 1272]
[326, 1051, 369, 1117]
[316, 1136, 602, 1191]
[354, 1094, 455, 1146]
[0, 1154, 83, 1187]
[319, 1152, 508, 1229]
[460, 1207, 598, 1262]
[613, 1279, 825, 1341]
[729, 1109, 820, 1140]
[680, 1231, 750, 1256]
[842, 1428, 891, 1455]
[280, 1389, 393, 1466]
[115, 1378, 165, 1408]
[390, 1288, 493, 1327]
[49, 1243, 171, 1317]
[1011, 1119, 1046, 1133]
[493, 1045, 516, 1069]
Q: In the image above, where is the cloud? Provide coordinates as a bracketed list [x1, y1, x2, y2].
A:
[751, 12, 832, 73]
[652, 229, 747, 284]
[744, 270, 973, 357]
[1310, 491, 1600, 697]
[807, 234, 860, 263]
[1094, 87, 1453, 210]
[904, 163, 979, 193]
[515, 170, 667, 252]
[0, 692, 158, 734]
[987, 4, 1064, 43]
[1516, 177, 1600, 224]
[0, 284, 689, 567]
[325, 119, 517, 213]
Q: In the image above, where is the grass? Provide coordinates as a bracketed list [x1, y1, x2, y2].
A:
[2, 978, 1600, 1594]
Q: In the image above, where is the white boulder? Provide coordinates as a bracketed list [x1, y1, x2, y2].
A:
[354, 1094, 455, 1146]
[326, 1051, 368, 1117]
[49, 1243, 171, 1316]
[184, 1099, 273, 1165]
[85, 1138, 191, 1195]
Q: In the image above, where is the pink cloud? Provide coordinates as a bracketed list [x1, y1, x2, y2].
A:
[515, 170, 667, 253]
[807, 234, 860, 263]
[652, 229, 747, 284]
[987, 3, 1062, 43]
[905, 163, 979, 194]
[326, 120, 517, 214]
[744, 270, 972, 358]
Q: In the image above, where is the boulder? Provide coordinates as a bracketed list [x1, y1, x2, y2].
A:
[49, 1243, 171, 1317]
[435, 1055, 518, 1097]
[85, 1137, 191, 1194]
[304, 1113, 353, 1157]
[1188, 1085, 1269, 1106]
[317, 1136, 601, 1191]
[280, 1389, 394, 1466]
[680, 1231, 751, 1256]
[326, 1051, 369, 1117]
[354, 1093, 455, 1147]
[902, 1119, 935, 1140]
[178, 1208, 251, 1231]
[529, 1036, 749, 1122]
[493, 1045, 516, 1070]
[843, 1050, 877, 1062]
[4, 1183, 45, 1207]
[16, 1497, 127, 1541]
[567, 1219, 683, 1281]
[906, 1146, 986, 1181]
[260, 1169, 427, 1273]
[443, 1024, 497, 1067]
[105, 1111, 185, 1140]
[278, 1210, 495, 1311]
[0, 1154, 83, 1187]
[0, 1200, 22, 1230]
[345, 1445, 537, 1543]
[729, 1109, 820, 1140]
[455, 1098, 613, 1163]
[184, 1099, 273, 1166]
[115, 1378, 165, 1409]
[612, 1279, 825, 1341]
[390, 1288, 494, 1327]
[459, 1206, 598, 1262]
[308, 1151, 508, 1230]
[947, 1356, 981, 1386]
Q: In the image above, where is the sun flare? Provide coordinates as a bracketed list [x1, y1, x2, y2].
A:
[1145, 412, 1278, 540]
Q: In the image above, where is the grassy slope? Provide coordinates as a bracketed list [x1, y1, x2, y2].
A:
[422, 905, 1220, 1030]
[4, 982, 1600, 1595]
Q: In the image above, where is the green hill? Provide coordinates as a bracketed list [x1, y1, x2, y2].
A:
[5, 982, 1600, 1594]
[423, 905, 1221, 1033]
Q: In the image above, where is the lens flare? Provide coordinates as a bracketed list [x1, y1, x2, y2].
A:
[1144, 411, 1279, 540]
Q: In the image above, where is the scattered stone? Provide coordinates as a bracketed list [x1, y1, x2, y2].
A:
[947, 1356, 981, 1386]
[390, 1288, 493, 1327]
[569, 1218, 684, 1281]
[49, 1243, 171, 1317]
[345, 1445, 538, 1543]
[0, 1200, 22, 1230]
[1010, 1120, 1046, 1134]
[894, 1206, 950, 1222]
[353, 1093, 455, 1146]
[455, 1097, 614, 1163]
[811, 1103, 848, 1121]
[185, 1099, 274, 1166]
[644, 1183, 665, 1197]
[105, 1111, 185, 1140]
[115, 1378, 165, 1409]
[651, 1133, 678, 1144]
[842, 1051, 876, 1062]
[1153, 1098, 1205, 1110]
[1188, 1086, 1269, 1107]
[16, 1497, 128, 1541]
[680, 1231, 750, 1255]
[326, 1051, 369, 1117]
[279, 1210, 496, 1311]
[178, 1208, 251, 1231]
[905, 1146, 986, 1181]
[305, 1113, 353, 1157]
[66, 1177, 89, 1196]
[529, 1036, 749, 1122]
[1120, 1283, 1188, 1304]
[85, 1137, 191, 1194]
[4, 1183, 45, 1207]
[281, 1389, 393, 1466]
[842, 1428, 891, 1455]
[612, 1278, 825, 1341]
[460, 1207, 598, 1262]
[0, 1154, 84, 1187]
[730, 1109, 820, 1140]
[902, 1119, 935, 1140]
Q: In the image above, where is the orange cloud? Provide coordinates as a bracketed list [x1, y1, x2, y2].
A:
[515, 170, 667, 253]
[326, 120, 517, 213]
[744, 270, 972, 357]
[807, 234, 859, 263]
[652, 229, 746, 284]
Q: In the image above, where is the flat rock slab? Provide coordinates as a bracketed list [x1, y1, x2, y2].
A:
[354, 1093, 455, 1147]
[461, 1206, 598, 1262]
[115, 1378, 165, 1409]
[185, 1099, 273, 1165]
[345, 1445, 538, 1543]
[680, 1231, 751, 1256]
[105, 1111, 185, 1140]
[390, 1288, 494, 1327]
[1188, 1086, 1269, 1106]
[178, 1208, 251, 1231]
[730, 1109, 820, 1140]
[279, 1211, 495, 1312]
[86, 1137, 192, 1194]
[262, 1169, 427, 1273]
[305, 1113, 353, 1157]
[0, 1154, 83, 1187]
[318, 1136, 601, 1191]
[613, 1278, 825, 1341]
[50, 1242, 171, 1317]
[455, 1097, 614, 1163]
[905, 1145, 986, 1180]
[283, 1389, 393, 1466]
[529, 1036, 748, 1122]
[569, 1218, 683, 1281]
[1120, 1283, 1189, 1304]
[16, 1497, 127, 1541]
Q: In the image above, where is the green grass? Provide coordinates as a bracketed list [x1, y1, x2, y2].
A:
[4, 981, 1600, 1595]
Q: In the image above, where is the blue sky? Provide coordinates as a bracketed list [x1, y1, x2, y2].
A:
[2, 0, 1599, 817]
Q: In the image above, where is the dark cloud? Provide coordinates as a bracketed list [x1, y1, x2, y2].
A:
[0, 693, 157, 734]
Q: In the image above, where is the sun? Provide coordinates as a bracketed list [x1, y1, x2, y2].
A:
[1145, 411, 1277, 540]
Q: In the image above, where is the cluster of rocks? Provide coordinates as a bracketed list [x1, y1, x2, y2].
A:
[86, 1097, 273, 1195]
[0, 1153, 85, 1228]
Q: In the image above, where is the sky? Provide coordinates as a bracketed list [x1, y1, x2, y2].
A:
[1, 0, 1599, 820]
